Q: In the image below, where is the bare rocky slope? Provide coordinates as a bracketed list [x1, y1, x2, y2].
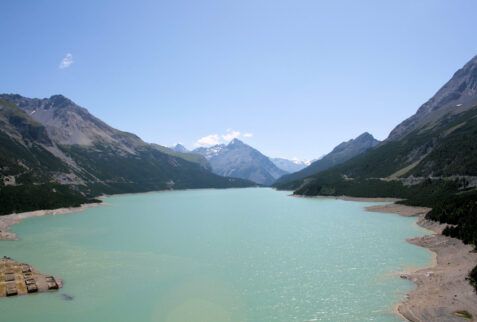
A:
[388, 55, 477, 141]
[0, 95, 254, 215]
[193, 138, 287, 186]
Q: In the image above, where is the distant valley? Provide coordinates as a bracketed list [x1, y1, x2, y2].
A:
[170, 142, 313, 185]
[270, 157, 311, 173]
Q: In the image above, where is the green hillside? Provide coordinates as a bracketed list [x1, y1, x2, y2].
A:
[273, 132, 379, 186]
[151, 144, 212, 171]
[277, 105, 477, 192]
[0, 98, 95, 214]
[59, 143, 253, 196]
[0, 97, 255, 215]
[283, 105, 477, 290]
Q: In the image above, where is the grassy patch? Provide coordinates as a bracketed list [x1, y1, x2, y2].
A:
[453, 311, 473, 319]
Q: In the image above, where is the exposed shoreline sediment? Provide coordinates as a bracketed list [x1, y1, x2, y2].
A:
[292, 193, 477, 321]
[0, 203, 103, 240]
[365, 202, 477, 321]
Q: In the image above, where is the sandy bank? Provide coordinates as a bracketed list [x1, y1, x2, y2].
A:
[365, 203, 431, 218]
[368, 203, 477, 321]
[295, 194, 477, 320]
[292, 194, 403, 202]
[0, 203, 103, 240]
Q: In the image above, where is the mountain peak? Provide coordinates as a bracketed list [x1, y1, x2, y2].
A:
[47, 94, 75, 109]
[49, 94, 68, 100]
[228, 138, 245, 146]
[274, 132, 380, 186]
[193, 138, 286, 185]
[388, 54, 477, 140]
[270, 157, 310, 173]
[171, 143, 189, 153]
[357, 131, 372, 138]
[0, 93, 144, 149]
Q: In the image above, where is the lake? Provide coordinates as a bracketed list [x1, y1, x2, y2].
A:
[0, 188, 431, 321]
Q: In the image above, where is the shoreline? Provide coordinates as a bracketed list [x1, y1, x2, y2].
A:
[0, 186, 260, 241]
[290, 193, 403, 203]
[2, 191, 477, 320]
[0, 203, 103, 241]
[292, 193, 477, 321]
[364, 201, 477, 321]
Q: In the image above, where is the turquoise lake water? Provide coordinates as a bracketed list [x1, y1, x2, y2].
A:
[0, 188, 431, 321]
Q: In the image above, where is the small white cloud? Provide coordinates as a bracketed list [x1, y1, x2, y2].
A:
[194, 129, 251, 147]
[222, 130, 240, 141]
[59, 53, 73, 69]
[194, 134, 221, 147]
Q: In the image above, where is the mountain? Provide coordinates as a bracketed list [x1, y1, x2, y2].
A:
[171, 143, 189, 153]
[270, 157, 310, 173]
[276, 55, 477, 195]
[274, 132, 379, 186]
[0, 95, 255, 215]
[193, 138, 287, 185]
[0, 98, 93, 213]
[153, 144, 212, 171]
[388, 55, 477, 140]
[276, 56, 477, 293]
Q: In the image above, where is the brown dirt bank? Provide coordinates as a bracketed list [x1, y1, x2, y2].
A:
[367, 203, 477, 322]
[0, 203, 103, 240]
[291, 194, 403, 202]
[365, 203, 431, 218]
[292, 194, 477, 320]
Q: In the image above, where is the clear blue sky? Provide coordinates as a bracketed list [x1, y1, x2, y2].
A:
[1, 0, 477, 160]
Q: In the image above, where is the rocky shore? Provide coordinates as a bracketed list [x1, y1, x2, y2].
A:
[295, 194, 477, 321]
[366, 203, 477, 322]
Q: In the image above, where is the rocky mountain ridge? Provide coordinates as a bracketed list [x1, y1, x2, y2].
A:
[279, 55, 477, 193]
[193, 138, 287, 185]
[270, 157, 310, 173]
[388, 55, 477, 141]
[0, 95, 254, 215]
[274, 132, 379, 186]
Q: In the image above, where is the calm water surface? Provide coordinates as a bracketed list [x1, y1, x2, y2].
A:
[0, 188, 431, 321]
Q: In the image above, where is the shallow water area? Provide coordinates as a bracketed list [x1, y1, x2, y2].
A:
[0, 188, 431, 321]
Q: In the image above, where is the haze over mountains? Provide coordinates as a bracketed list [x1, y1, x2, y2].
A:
[193, 138, 287, 186]
[171, 142, 312, 184]
[270, 157, 311, 173]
